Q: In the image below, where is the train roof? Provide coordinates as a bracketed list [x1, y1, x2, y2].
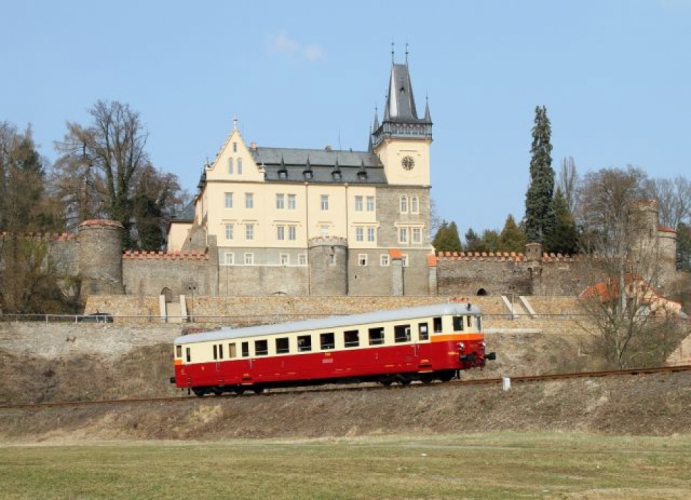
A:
[174, 302, 482, 345]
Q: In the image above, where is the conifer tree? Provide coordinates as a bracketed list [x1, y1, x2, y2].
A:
[544, 188, 579, 254]
[432, 220, 462, 253]
[525, 106, 556, 243]
[499, 214, 527, 253]
[464, 228, 482, 252]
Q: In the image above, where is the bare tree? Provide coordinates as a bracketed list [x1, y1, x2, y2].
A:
[576, 166, 686, 368]
[557, 156, 578, 214]
[55, 101, 153, 246]
[645, 176, 691, 229]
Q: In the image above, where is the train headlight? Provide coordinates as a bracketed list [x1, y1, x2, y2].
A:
[481, 341, 486, 350]
[457, 341, 465, 352]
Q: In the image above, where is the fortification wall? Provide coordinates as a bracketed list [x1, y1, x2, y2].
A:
[122, 250, 217, 298]
[85, 294, 582, 324]
[436, 253, 533, 296]
[218, 265, 309, 296]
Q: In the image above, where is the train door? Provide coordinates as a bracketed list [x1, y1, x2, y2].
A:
[415, 321, 433, 372]
[212, 343, 225, 385]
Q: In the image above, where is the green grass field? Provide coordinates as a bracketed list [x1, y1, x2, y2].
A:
[1, 433, 690, 499]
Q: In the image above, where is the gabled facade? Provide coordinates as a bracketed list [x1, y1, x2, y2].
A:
[168, 59, 435, 297]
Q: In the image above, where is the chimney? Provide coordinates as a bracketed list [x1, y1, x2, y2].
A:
[250, 142, 257, 151]
[325, 144, 332, 151]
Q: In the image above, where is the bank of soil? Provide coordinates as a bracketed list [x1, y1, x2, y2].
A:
[1, 323, 689, 442]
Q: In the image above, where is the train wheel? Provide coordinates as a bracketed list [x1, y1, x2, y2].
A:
[192, 387, 206, 398]
[379, 379, 393, 387]
[233, 387, 245, 395]
[420, 374, 434, 384]
[253, 386, 265, 394]
[212, 387, 224, 396]
[399, 379, 411, 386]
[438, 371, 455, 383]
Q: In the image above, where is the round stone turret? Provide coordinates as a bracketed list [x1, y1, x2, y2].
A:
[525, 242, 543, 261]
[308, 236, 348, 296]
[78, 219, 125, 297]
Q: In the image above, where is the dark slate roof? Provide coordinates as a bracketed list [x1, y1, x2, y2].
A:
[385, 63, 422, 123]
[251, 147, 387, 184]
[171, 200, 195, 222]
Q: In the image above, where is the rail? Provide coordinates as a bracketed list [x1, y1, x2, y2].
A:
[2, 364, 689, 411]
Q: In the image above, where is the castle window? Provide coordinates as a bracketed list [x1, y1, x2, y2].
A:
[228, 158, 234, 174]
[225, 192, 233, 208]
[355, 196, 363, 211]
[366, 196, 375, 211]
[356, 227, 364, 242]
[411, 196, 419, 214]
[298, 254, 307, 266]
[400, 195, 408, 213]
[402, 254, 409, 267]
[278, 170, 288, 180]
[245, 224, 254, 241]
[225, 224, 234, 240]
[358, 254, 368, 266]
[398, 227, 409, 244]
[288, 194, 296, 210]
[380, 254, 390, 266]
[332, 171, 342, 181]
[320, 195, 329, 211]
[280, 253, 289, 265]
[233, 142, 237, 153]
[224, 252, 234, 265]
[367, 227, 376, 243]
[245, 192, 254, 209]
[276, 194, 285, 210]
[412, 228, 422, 244]
[237, 158, 243, 174]
[244, 253, 254, 265]
[288, 226, 297, 241]
[277, 225, 285, 241]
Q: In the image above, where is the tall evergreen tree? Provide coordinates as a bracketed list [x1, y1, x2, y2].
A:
[525, 106, 556, 243]
[464, 228, 482, 252]
[544, 188, 579, 254]
[499, 214, 527, 253]
[432, 220, 462, 253]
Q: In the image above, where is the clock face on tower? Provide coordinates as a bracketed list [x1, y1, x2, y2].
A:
[401, 156, 415, 171]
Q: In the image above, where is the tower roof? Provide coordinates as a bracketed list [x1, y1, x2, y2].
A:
[384, 63, 420, 122]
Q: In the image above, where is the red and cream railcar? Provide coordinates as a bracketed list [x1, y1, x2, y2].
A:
[172, 302, 495, 396]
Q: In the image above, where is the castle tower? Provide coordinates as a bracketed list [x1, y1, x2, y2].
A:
[308, 237, 348, 296]
[629, 199, 660, 276]
[371, 56, 433, 186]
[78, 219, 125, 297]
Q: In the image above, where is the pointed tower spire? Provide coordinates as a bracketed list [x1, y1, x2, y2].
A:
[423, 95, 432, 123]
[372, 106, 380, 131]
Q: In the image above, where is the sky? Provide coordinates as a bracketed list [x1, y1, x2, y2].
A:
[1, 0, 690, 238]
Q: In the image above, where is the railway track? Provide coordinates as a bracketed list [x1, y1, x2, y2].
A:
[2, 364, 690, 411]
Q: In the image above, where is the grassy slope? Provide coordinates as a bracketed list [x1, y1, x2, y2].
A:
[1, 433, 690, 500]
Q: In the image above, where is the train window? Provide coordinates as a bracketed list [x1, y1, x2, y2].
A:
[213, 345, 218, 360]
[228, 343, 237, 359]
[394, 324, 411, 343]
[176, 345, 182, 358]
[298, 335, 312, 352]
[276, 337, 290, 354]
[344, 330, 359, 348]
[453, 316, 465, 332]
[466, 316, 472, 329]
[242, 342, 250, 358]
[219, 344, 224, 360]
[433, 317, 443, 333]
[368, 327, 385, 345]
[476, 315, 482, 331]
[186, 347, 191, 362]
[320, 332, 335, 350]
[418, 323, 429, 341]
[255, 340, 268, 356]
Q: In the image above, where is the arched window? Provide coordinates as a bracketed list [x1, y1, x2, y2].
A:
[237, 158, 243, 174]
[400, 195, 408, 213]
[411, 196, 419, 214]
[228, 158, 234, 174]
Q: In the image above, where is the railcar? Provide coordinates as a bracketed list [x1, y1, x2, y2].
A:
[171, 302, 496, 397]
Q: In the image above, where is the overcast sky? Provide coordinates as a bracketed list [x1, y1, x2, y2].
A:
[1, 0, 689, 237]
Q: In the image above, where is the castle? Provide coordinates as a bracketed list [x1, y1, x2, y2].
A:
[2, 59, 683, 306]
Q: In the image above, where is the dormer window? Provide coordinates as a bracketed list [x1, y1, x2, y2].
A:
[332, 171, 342, 181]
[357, 171, 367, 181]
[304, 170, 313, 180]
[278, 170, 288, 180]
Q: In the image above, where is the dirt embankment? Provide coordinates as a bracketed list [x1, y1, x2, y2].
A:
[1, 323, 690, 442]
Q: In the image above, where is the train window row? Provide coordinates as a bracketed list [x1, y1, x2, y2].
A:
[184, 314, 477, 363]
